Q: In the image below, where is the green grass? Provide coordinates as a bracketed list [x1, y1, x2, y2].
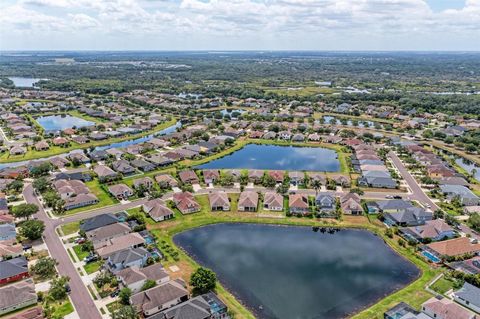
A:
[72, 244, 89, 261]
[430, 277, 455, 294]
[83, 260, 103, 275]
[106, 301, 121, 313]
[52, 300, 74, 318]
[61, 180, 118, 215]
[60, 222, 80, 236]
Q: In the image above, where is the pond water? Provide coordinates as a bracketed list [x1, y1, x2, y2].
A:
[8, 77, 46, 88]
[36, 115, 95, 132]
[220, 109, 246, 116]
[455, 157, 480, 182]
[174, 223, 419, 319]
[196, 144, 340, 171]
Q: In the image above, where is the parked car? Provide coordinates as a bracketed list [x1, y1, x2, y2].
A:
[84, 255, 98, 263]
[110, 290, 120, 298]
[393, 195, 402, 199]
[65, 284, 71, 294]
[385, 195, 393, 199]
[75, 237, 86, 244]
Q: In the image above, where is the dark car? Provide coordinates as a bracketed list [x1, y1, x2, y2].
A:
[393, 195, 402, 199]
[110, 290, 120, 298]
[84, 255, 98, 263]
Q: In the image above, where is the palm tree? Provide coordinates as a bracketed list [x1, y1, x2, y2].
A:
[311, 179, 322, 195]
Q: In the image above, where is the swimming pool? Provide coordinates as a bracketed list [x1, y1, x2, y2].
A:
[422, 251, 441, 263]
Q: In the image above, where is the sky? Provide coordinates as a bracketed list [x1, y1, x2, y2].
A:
[0, 0, 479, 51]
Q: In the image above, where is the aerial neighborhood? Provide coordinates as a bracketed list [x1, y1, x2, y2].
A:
[0, 52, 479, 319]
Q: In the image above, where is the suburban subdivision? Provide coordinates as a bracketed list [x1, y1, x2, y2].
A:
[0, 51, 479, 319]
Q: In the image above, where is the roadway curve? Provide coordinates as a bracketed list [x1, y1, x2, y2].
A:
[23, 184, 102, 319]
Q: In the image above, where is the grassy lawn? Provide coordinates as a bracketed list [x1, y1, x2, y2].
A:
[61, 180, 118, 215]
[147, 199, 438, 319]
[83, 260, 103, 275]
[106, 301, 121, 314]
[72, 244, 89, 261]
[60, 221, 80, 236]
[52, 300, 74, 318]
[430, 277, 455, 295]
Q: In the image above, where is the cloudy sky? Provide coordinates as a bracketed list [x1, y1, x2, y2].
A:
[0, 0, 479, 51]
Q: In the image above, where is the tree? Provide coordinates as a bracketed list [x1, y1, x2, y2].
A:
[469, 213, 480, 231]
[262, 175, 276, 188]
[190, 267, 217, 295]
[310, 179, 322, 195]
[111, 305, 137, 319]
[7, 180, 24, 193]
[30, 257, 57, 279]
[141, 279, 156, 291]
[30, 162, 52, 177]
[33, 177, 51, 193]
[119, 287, 132, 305]
[12, 203, 38, 220]
[48, 276, 69, 301]
[19, 220, 45, 240]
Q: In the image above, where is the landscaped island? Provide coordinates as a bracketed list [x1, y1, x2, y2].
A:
[174, 223, 420, 319]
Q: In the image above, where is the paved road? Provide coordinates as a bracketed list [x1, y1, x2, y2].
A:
[388, 151, 440, 211]
[23, 184, 102, 319]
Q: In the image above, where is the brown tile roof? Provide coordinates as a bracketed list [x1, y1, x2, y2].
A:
[427, 237, 480, 257]
[422, 297, 476, 319]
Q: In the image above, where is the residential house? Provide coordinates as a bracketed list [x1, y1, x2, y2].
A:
[94, 165, 118, 182]
[178, 170, 199, 185]
[331, 175, 351, 187]
[89, 150, 109, 162]
[131, 159, 156, 172]
[0, 280, 37, 316]
[107, 247, 149, 272]
[112, 160, 136, 175]
[268, 170, 284, 183]
[108, 184, 134, 200]
[248, 170, 264, 183]
[172, 192, 201, 214]
[263, 192, 284, 211]
[425, 237, 480, 259]
[117, 263, 170, 293]
[130, 280, 189, 316]
[289, 194, 309, 215]
[0, 257, 29, 285]
[315, 193, 336, 215]
[238, 191, 259, 212]
[203, 170, 220, 184]
[54, 168, 92, 182]
[155, 174, 178, 189]
[439, 185, 480, 206]
[142, 199, 174, 222]
[68, 152, 90, 164]
[96, 232, 146, 258]
[85, 223, 131, 245]
[80, 213, 118, 232]
[0, 224, 16, 241]
[150, 292, 228, 319]
[453, 282, 480, 314]
[422, 296, 476, 319]
[401, 219, 455, 243]
[208, 191, 230, 211]
[9, 146, 26, 156]
[34, 140, 49, 151]
[52, 137, 69, 146]
[308, 172, 326, 185]
[288, 171, 304, 186]
[340, 193, 363, 215]
[133, 177, 154, 190]
[384, 207, 433, 227]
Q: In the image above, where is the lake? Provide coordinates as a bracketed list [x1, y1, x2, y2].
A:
[175, 223, 419, 319]
[196, 144, 340, 171]
[455, 157, 480, 182]
[36, 115, 95, 132]
[8, 77, 46, 88]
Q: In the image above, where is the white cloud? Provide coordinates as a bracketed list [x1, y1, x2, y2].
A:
[0, 0, 479, 50]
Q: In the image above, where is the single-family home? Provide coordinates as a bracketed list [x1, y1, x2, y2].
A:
[0, 257, 29, 285]
[86, 222, 131, 245]
[142, 199, 174, 222]
[0, 224, 16, 241]
[203, 170, 220, 184]
[453, 282, 480, 314]
[133, 177, 154, 190]
[106, 247, 149, 272]
[439, 185, 480, 206]
[401, 219, 455, 243]
[425, 237, 480, 259]
[172, 192, 201, 214]
[94, 165, 118, 182]
[117, 263, 170, 293]
[112, 160, 136, 175]
[131, 159, 156, 172]
[238, 191, 259, 212]
[422, 296, 476, 319]
[178, 170, 199, 185]
[315, 193, 336, 215]
[108, 184, 134, 200]
[155, 174, 178, 188]
[263, 192, 284, 211]
[340, 193, 363, 215]
[96, 232, 146, 258]
[248, 170, 264, 183]
[289, 194, 309, 215]
[288, 171, 304, 186]
[208, 191, 230, 211]
[151, 292, 228, 319]
[0, 280, 37, 316]
[80, 213, 118, 232]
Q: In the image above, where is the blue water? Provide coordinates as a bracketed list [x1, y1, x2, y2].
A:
[95, 121, 182, 151]
[455, 157, 480, 182]
[175, 223, 419, 319]
[196, 144, 341, 171]
[422, 251, 441, 263]
[8, 77, 46, 88]
[36, 115, 95, 131]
